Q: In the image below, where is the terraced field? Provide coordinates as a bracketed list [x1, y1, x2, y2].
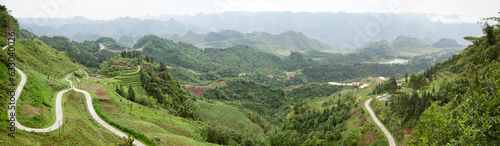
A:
[115, 73, 141, 87]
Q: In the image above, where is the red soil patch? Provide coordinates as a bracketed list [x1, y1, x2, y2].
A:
[78, 83, 111, 99]
[184, 81, 227, 97]
[403, 128, 414, 143]
[446, 71, 458, 77]
[284, 84, 301, 91]
[376, 78, 384, 83]
[21, 104, 41, 117]
[363, 128, 380, 145]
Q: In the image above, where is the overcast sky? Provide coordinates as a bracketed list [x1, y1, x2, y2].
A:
[1, 0, 499, 23]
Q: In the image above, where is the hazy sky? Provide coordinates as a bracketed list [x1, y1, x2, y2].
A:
[1, 0, 499, 23]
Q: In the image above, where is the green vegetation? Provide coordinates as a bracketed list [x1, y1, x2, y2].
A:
[282, 52, 315, 71]
[139, 61, 200, 119]
[169, 67, 220, 84]
[269, 91, 358, 145]
[197, 100, 262, 132]
[137, 34, 287, 76]
[300, 62, 428, 82]
[3, 3, 499, 145]
[409, 17, 500, 145]
[39, 35, 118, 70]
[203, 78, 285, 120]
[0, 90, 121, 145]
[14, 39, 79, 78]
[287, 83, 342, 102]
[92, 98, 157, 145]
[0, 4, 19, 47]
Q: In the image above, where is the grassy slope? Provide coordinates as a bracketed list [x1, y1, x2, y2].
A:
[0, 90, 121, 145]
[197, 100, 263, 133]
[15, 40, 79, 78]
[1, 39, 79, 128]
[85, 80, 215, 145]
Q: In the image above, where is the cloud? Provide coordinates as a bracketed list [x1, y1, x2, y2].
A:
[2, 0, 499, 22]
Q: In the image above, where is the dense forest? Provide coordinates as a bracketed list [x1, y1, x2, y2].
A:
[139, 61, 200, 118]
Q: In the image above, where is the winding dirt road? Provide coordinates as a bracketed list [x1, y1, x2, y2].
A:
[365, 98, 396, 146]
[80, 69, 89, 79]
[7, 65, 144, 145]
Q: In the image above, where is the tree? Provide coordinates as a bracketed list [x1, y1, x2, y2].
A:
[237, 121, 246, 131]
[127, 85, 135, 102]
[405, 72, 408, 83]
[116, 84, 126, 97]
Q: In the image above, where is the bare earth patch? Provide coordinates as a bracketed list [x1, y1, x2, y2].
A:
[403, 128, 414, 143]
[184, 81, 227, 97]
[284, 84, 301, 91]
[78, 83, 111, 99]
[363, 128, 380, 145]
[21, 104, 41, 117]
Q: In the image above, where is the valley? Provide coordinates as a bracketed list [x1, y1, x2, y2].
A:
[1, 3, 500, 146]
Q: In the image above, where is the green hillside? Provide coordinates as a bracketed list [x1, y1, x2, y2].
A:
[198, 100, 263, 133]
[38, 35, 118, 70]
[14, 39, 79, 78]
[0, 5, 19, 46]
[408, 20, 500, 145]
[136, 35, 284, 75]
[1, 90, 122, 145]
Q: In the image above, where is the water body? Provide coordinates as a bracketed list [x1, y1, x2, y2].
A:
[380, 59, 408, 65]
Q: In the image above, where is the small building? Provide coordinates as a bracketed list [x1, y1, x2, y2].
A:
[380, 94, 391, 101]
[96, 75, 101, 78]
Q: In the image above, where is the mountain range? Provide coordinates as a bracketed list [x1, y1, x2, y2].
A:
[19, 12, 483, 49]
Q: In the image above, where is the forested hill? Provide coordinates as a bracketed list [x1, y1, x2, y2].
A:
[408, 18, 500, 144]
[0, 5, 19, 46]
[36, 35, 118, 70]
[320, 36, 462, 65]
[135, 34, 284, 75]
[163, 30, 333, 56]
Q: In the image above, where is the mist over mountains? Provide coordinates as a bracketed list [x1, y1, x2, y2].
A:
[19, 12, 483, 49]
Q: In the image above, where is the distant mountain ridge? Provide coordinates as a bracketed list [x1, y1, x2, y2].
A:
[18, 12, 483, 49]
[163, 30, 332, 56]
